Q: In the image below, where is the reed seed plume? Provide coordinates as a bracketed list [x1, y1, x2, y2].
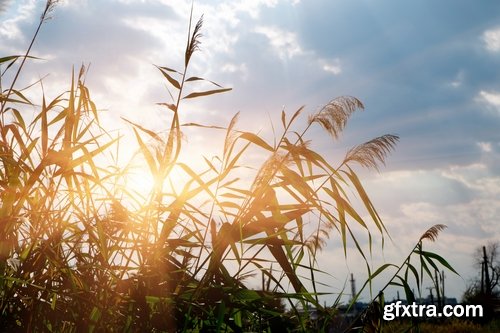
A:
[305, 223, 332, 252]
[185, 15, 203, 67]
[250, 151, 291, 193]
[223, 112, 240, 158]
[344, 134, 399, 170]
[308, 96, 364, 139]
[42, 0, 60, 22]
[419, 224, 447, 242]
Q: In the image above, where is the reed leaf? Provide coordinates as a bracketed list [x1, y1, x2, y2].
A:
[183, 87, 232, 99]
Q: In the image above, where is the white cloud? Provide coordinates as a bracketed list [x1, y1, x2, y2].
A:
[254, 25, 302, 60]
[441, 163, 489, 191]
[477, 141, 492, 153]
[483, 27, 500, 52]
[122, 16, 171, 40]
[164, 0, 278, 23]
[449, 70, 464, 88]
[0, 0, 36, 41]
[400, 202, 440, 223]
[320, 58, 342, 75]
[221, 62, 248, 80]
[234, 0, 279, 19]
[478, 90, 500, 112]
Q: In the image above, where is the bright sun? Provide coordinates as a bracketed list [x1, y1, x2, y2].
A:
[125, 162, 194, 201]
[126, 167, 156, 199]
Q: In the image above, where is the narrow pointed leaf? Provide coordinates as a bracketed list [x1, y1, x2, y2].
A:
[158, 67, 181, 89]
[183, 88, 232, 99]
[185, 76, 223, 87]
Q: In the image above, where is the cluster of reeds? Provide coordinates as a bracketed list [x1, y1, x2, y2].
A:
[0, 2, 458, 332]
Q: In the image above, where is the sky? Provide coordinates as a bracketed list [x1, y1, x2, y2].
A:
[1, 0, 500, 304]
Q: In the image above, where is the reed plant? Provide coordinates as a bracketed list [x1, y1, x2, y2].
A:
[0, 2, 458, 332]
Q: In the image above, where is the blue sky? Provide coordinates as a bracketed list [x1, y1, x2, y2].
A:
[1, 0, 500, 304]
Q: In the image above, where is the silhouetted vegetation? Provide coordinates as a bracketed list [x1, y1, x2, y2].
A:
[462, 242, 500, 323]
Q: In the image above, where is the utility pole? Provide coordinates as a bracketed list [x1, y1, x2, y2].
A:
[426, 286, 434, 305]
[483, 246, 491, 295]
[350, 273, 356, 302]
[481, 259, 485, 295]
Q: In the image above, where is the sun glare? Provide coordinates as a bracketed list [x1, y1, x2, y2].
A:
[126, 162, 195, 201]
[127, 167, 156, 198]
